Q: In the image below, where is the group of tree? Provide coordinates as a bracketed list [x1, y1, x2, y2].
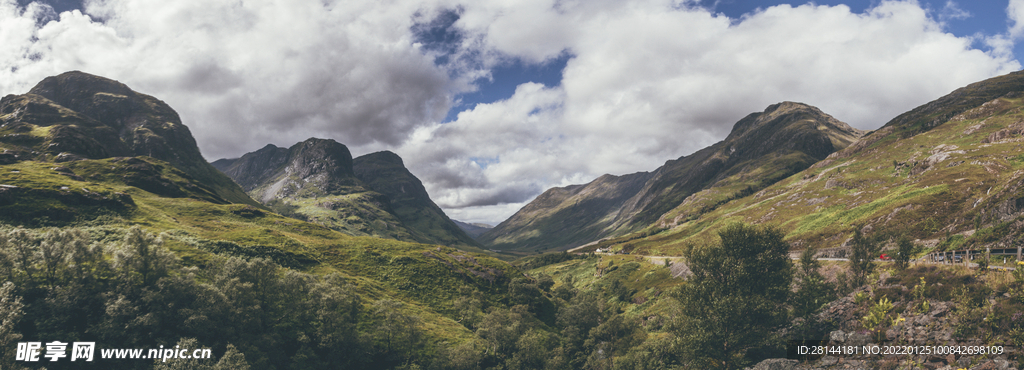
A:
[2, 222, 927, 369]
[0, 226, 425, 370]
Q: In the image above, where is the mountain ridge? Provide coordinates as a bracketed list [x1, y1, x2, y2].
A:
[213, 138, 481, 250]
[587, 69, 1024, 256]
[480, 101, 864, 252]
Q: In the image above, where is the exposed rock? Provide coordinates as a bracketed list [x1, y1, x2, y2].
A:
[746, 358, 797, 370]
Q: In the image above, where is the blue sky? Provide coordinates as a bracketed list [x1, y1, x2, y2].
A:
[2, 0, 1023, 224]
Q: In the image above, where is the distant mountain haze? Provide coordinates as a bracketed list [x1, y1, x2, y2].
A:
[452, 220, 494, 239]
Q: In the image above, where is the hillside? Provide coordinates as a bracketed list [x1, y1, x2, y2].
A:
[481, 102, 863, 252]
[589, 69, 1024, 256]
[212, 139, 481, 251]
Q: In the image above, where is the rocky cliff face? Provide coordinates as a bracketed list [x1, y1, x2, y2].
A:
[0, 71, 257, 207]
[214, 139, 481, 250]
[480, 102, 863, 252]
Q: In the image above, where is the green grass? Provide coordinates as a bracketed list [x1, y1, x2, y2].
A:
[0, 156, 524, 344]
[790, 184, 949, 236]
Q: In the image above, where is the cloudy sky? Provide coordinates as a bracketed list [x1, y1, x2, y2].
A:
[2, 0, 1023, 225]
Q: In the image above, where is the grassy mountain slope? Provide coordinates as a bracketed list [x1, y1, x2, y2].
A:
[353, 151, 480, 248]
[480, 172, 653, 254]
[213, 139, 484, 252]
[589, 70, 1024, 256]
[481, 102, 863, 252]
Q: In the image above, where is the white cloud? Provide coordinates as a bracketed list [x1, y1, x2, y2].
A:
[402, 0, 1019, 224]
[1010, 0, 1024, 39]
[1, 0, 1020, 225]
[939, 0, 970, 21]
[0, 0, 455, 160]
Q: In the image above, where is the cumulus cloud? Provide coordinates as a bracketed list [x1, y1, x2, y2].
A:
[1, 0, 1021, 225]
[0, 0, 454, 159]
[1010, 0, 1024, 39]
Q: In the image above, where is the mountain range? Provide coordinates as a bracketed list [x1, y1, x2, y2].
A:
[211, 139, 481, 251]
[479, 101, 864, 252]
[574, 70, 1024, 256]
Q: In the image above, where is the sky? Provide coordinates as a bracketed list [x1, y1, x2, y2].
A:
[2, 0, 1024, 225]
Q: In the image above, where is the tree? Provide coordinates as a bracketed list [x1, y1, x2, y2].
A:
[849, 229, 879, 288]
[895, 236, 917, 270]
[0, 282, 24, 370]
[372, 299, 422, 360]
[672, 223, 792, 369]
[112, 226, 178, 288]
[792, 247, 835, 318]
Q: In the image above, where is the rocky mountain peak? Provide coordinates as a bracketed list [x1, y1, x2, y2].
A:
[28, 71, 182, 133]
[0, 71, 258, 206]
[286, 138, 354, 181]
[355, 150, 405, 167]
[217, 139, 481, 249]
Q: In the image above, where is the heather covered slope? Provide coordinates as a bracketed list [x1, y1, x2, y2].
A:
[589, 70, 1024, 256]
[213, 139, 482, 251]
[481, 102, 863, 252]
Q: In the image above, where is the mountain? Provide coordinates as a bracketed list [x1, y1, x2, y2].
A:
[352, 151, 481, 247]
[589, 69, 1024, 255]
[453, 220, 494, 239]
[0, 71, 261, 223]
[480, 102, 864, 252]
[212, 139, 481, 250]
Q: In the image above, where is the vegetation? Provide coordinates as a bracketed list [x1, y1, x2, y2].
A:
[791, 247, 837, 318]
[849, 230, 879, 288]
[894, 235, 917, 270]
[673, 223, 792, 369]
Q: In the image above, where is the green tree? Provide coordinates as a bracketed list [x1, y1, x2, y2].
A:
[112, 226, 178, 288]
[372, 299, 423, 360]
[672, 223, 793, 369]
[792, 247, 835, 318]
[0, 282, 24, 370]
[849, 229, 879, 288]
[895, 236, 917, 270]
